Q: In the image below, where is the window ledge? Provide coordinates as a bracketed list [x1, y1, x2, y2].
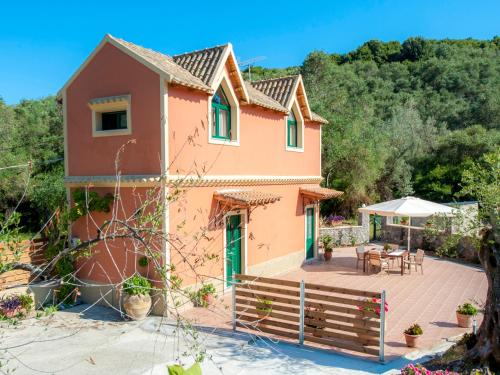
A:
[209, 138, 240, 147]
[92, 128, 132, 137]
[286, 146, 304, 153]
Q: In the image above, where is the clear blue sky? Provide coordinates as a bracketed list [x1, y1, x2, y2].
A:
[1, 0, 498, 104]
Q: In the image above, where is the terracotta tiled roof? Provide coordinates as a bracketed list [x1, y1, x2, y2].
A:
[300, 186, 343, 200]
[251, 75, 299, 107]
[310, 111, 328, 124]
[108, 35, 211, 93]
[173, 45, 228, 86]
[214, 189, 282, 207]
[244, 82, 288, 113]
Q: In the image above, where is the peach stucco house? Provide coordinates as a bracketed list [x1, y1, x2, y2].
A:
[59, 35, 341, 308]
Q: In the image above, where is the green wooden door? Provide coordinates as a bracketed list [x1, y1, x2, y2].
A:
[306, 207, 315, 260]
[226, 215, 242, 287]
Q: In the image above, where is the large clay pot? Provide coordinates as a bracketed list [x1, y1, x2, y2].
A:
[456, 312, 474, 328]
[324, 251, 333, 261]
[404, 333, 421, 347]
[123, 294, 151, 321]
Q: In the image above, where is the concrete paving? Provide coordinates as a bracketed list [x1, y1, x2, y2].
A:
[1, 304, 455, 375]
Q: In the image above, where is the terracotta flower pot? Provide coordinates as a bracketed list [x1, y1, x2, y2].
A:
[1, 308, 20, 318]
[324, 251, 333, 261]
[256, 310, 270, 327]
[123, 294, 152, 321]
[456, 312, 474, 328]
[404, 333, 421, 347]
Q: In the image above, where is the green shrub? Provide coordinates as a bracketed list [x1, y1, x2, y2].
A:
[256, 298, 273, 313]
[167, 362, 201, 375]
[404, 323, 423, 336]
[138, 256, 149, 267]
[19, 294, 34, 311]
[321, 235, 333, 252]
[57, 283, 78, 305]
[458, 332, 477, 350]
[457, 302, 477, 316]
[123, 274, 152, 296]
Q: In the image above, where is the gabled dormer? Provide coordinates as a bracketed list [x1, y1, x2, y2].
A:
[251, 75, 321, 152]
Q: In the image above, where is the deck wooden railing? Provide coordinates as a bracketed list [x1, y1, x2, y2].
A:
[232, 273, 386, 361]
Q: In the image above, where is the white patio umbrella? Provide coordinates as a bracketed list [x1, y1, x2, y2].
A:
[358, 196, 455, 251]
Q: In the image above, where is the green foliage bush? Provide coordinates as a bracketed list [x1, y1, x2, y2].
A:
[69, 189, 113, 221]
[404, 323, 423, 336]
[123, 274, 152, 296]
[457, 303, 477, 316]
[167, 362, 202, 375]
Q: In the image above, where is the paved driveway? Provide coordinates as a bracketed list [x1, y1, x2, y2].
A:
[1, 305, 454, 375]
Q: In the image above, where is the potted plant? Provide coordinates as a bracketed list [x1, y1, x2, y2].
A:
[195, 283, 217, 307]
[456, 302, 477, 328]
[321, 234, 333, 261]
[404, 323, 423, 347]
[122, 274, 152, 321]
[400, 217, 409, 226]
[255, 298, 272, 326]
[0, 295, 22, 318]
[305, 306, 326, 337]
[356, 297, 389, 335]
[383, 243, 391, 253]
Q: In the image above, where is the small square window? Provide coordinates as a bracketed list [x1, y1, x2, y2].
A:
[101, 111, 127, 131]
[89, 94, 131, 137]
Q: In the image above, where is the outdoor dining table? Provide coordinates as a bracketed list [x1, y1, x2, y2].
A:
[363, 248, 409, 276]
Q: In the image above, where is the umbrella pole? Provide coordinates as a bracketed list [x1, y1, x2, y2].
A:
[407, 221, 411, 251]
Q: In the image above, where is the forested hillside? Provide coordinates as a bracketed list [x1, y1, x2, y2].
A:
[0, 37, 499, 229]
[250, 37, 500, 216]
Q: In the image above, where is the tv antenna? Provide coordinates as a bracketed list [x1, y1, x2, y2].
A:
[238, 56, 266, 81]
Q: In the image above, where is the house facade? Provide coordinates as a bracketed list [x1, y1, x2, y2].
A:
[60, 35, 341, 308]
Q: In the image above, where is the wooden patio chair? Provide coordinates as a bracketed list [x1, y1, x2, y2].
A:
[368, 250, 389, 274]
[355, 245, 365, 269]
[403, 249, 425, 274]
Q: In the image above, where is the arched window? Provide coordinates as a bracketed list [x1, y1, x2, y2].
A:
[211, 87, 231, 140]
[287, 109, 298, 147]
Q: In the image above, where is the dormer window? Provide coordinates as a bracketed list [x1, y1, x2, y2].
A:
[285, 101, 304, 151]
[211, 87, 231, 140]
[287, 110, 298, 148]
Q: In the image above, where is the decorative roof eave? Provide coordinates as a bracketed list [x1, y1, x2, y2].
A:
[300, 186, 343, 200]
[214, 189, 282, 208]
[287, 75, 312, 120]
[309, 111, 329, 125]
[65, 175, 323, 188]
[64, 175, 162, 187]
[210, 44, 249, 102]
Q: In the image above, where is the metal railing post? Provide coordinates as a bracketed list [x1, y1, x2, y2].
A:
[379, 290, 386, 363]
[232, 271, 236, 331]
[299, 280, 305, 345]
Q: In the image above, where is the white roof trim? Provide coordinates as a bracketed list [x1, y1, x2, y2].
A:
[285, 75, 312, 120]
[209, 43, 249, 102]
[58, 34, 170, 98]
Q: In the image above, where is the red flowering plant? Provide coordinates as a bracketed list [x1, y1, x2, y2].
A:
[400, 363, 458, 375]
[357, 297, 389, 317]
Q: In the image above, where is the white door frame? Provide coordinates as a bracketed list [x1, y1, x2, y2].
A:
[222, 209, 248, 291]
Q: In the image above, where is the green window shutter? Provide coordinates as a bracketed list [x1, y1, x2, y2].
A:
[211, 102, 231, 140]
[287, 119, 298, 147]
